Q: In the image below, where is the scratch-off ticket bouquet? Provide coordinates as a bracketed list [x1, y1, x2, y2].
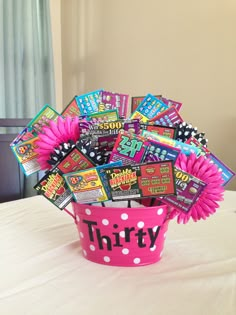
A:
[10, 90, 235, 266]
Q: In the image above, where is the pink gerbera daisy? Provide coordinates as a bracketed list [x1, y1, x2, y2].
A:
[35, 116, 80, 170]
[168, 153, 224, 224]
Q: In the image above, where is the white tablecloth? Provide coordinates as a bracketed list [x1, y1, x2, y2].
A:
[0, 191, 235, 315]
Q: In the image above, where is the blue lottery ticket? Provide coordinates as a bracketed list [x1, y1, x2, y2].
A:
[208, 153, 235, 186]
[131, 94, 168, 120]
[142, 130, 201, 156]
[75, 90, 102, 115]
[144, 139, 181, 163]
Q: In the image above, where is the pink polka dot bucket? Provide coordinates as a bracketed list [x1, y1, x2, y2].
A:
[71, 202, 169, 267]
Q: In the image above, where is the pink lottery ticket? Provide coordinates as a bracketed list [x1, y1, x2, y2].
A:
[161, 97, 182, 111]
[99, 91, 129, 118]
[109, 130, 149, 165]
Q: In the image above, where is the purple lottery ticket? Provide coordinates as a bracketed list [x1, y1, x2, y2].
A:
[99, 91, 129, 118]
[161, 167, 206, 213]
[79, 119, 140, 137]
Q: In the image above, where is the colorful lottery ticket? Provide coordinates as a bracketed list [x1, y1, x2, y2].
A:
[63, 167, 108, 204]
[11, 136, 41, 176]
[208, 153, 236, 186]
[185, 137, 210, 156]
[142, 130, 201, 156]
[34, 167, 73, 210]
[140, 123, 177, 139]
[144, 139, 181, 163]
[150, 106, 183, 126]
[75, 90, 102, 115]
[61, 97, 81, 117]
[105, 161, 176, 201]
[99, 90, 129, 118]
[79, 119, 140, 137]
[87, 109, 119, 123]
[131, 95, 162, 113]
[130, 94, 168, 122]
[96, 162, 122, 200]
[10, 126, 37, 147]
[161, 167, 206, 213]
[109, 130, 149, 165]
[28, 105, 60, 133]
[55, 146, 95, 173]
[161, 97, 182, 111]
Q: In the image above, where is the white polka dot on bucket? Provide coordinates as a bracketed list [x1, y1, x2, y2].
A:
[133, 258, 141, 264]
[80, 232, 84, 238]
[153, 226, 159, 232]
[150, 245, 156, 251]
[121, 213, 128, 220]
[137, 221, 144, 228]
[157, 208, 164, 215]
[119, 231, 125, 238]
[103, 256, 110, 263]
[85, 208, 91, 215]
[83, 250, 87, 256]
[102, 219, 109, 226]
[89, 245, 95, 251]
[122, 248, 129, 255]
[90, 152, 95, 157]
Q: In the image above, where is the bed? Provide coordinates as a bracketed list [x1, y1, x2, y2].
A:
[0, 191, 235, 315]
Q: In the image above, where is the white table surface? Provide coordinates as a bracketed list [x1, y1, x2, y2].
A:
[0, 191, 235, 315]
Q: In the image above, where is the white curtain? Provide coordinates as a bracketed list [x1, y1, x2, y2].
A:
[0, 0, 55, 119]
[0, 0, 55, 198]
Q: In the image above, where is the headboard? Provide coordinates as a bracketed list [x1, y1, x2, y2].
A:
[0, 119, 31, 202]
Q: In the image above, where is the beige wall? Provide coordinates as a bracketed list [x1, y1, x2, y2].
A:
[54, 0, 236, 189]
